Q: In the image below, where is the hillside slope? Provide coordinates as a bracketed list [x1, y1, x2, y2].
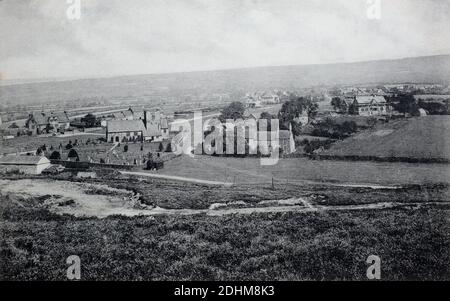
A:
[320, 116, 450, 161]
[1, 55, 450, 106]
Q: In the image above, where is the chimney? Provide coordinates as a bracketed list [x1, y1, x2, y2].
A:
[143, 110, 148, 129]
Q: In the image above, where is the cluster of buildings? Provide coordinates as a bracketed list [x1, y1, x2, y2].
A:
[243, 91, 292, 108]
[226, 114, 296, 155]
[106, 108, 170, 143]
[25, 111, 71, 135]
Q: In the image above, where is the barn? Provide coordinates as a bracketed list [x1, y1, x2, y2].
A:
[0, 155, 51, 175]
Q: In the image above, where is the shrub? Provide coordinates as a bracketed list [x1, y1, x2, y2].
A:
[49, 151, 61, 160]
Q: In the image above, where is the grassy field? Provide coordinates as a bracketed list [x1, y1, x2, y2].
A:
[1, 175, 449, 280]
[320, 116, 450, 160]
[152, 155, 450, 186]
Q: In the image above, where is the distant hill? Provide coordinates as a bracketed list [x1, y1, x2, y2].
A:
[319, 116, 450, 162]
[1, 55, 450, 107]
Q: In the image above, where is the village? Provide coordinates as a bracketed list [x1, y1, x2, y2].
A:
[1, 0, 450, 283]
[1, 79, 449, 282]
[1, 82, 449, 179]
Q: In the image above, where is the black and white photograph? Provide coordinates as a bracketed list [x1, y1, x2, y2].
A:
[1, 0, 450, 288]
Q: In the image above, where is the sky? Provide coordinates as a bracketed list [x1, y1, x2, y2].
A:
[1, 0, 450, 80]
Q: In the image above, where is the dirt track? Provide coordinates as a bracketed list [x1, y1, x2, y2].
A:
[1, 179, 446, 218]
[119, 170, 400, 189]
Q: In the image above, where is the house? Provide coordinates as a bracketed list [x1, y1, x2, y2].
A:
[25, 111, 70, 135]
[353, 95, 391, 116]
[111, 108, 135, 121]
[106, 110, 170, 143]
[106, 120, 146, 143]
[244, 95, 262, 108]
[0, 155, 51, 175]
[143, 110, 170, 141]
[293, 111, 309, 126]
[236, 122, 296, 155]
[259, 93, 280, 104]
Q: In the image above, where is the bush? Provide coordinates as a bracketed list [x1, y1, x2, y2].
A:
[68, 149, 79, 160]
[49, 151, 61, 160]
[311, 119, 359, 139]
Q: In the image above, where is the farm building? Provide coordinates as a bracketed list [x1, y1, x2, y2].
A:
[106, 110, 170, 143]
[236, 123, 296, 155]
[353, 95, 391, 116]
[243, 95, 262, 108]
[293, 111, 310, 126]
[25, 111, 70, 135]
[0, 155, 51, 175]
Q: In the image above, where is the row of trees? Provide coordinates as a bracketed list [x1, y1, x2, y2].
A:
[386, 94, 448, 116]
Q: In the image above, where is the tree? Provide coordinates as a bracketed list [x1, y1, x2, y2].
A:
[68, 149, 79, 161]
[219, 102, 245, 122]
[123, 145, 128, 152]
[257, 111, 276, 131]
[278, 97, 318, 135]
[260, 111, 275, 120]
[165, 142, 172, 152]
[418, 100, 449, 115]
[158, 142, 164, 152]
[49, 151, 61, 160]
[390, 94, 420, 116]
[348, 102, 358, 115]
[81, 113, 97, 128]
[331, 97, 348, 113]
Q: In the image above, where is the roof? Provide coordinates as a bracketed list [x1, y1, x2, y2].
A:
[32, 112, 48, 125]
[107, 120, 146, 133]
[112, 112, 125, 119]
[27, 112, 69, 126]
[355, 95, 387, 105]
[0, 155, 50, 165]
[49, 112, 69, 123]
[143, 123, 161, 137]
[244, 112, 261, 120]
[122, 110, 134, 118]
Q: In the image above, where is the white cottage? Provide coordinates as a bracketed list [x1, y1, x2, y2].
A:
[0, 155, 51, 175]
